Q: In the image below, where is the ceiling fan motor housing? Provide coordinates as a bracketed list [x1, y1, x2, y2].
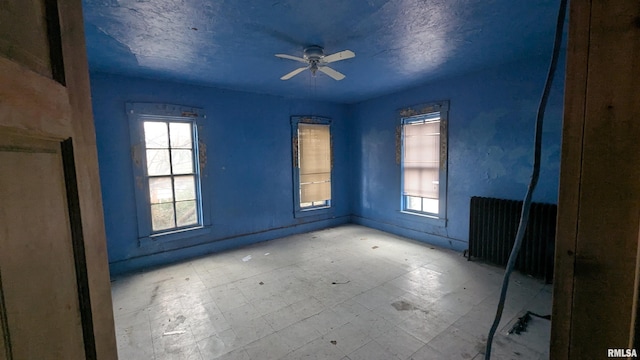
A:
[303, 45, 325, 61]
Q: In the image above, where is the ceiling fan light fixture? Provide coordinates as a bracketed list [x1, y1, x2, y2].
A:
[310, 62, 319, 76]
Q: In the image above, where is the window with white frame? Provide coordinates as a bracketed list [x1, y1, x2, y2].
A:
[400, 101, 448, 219]
[143, 120, 199, 231]
[291, 116, 332, 216]
[128, 103, 208, 241]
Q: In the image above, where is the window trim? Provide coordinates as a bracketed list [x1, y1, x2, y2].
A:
[127, 103, 211, 245]
[290, 116, 333, 218]
[399, 100, 449, 223]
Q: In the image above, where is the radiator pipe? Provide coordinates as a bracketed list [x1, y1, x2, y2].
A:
[484, 0, 567, 358]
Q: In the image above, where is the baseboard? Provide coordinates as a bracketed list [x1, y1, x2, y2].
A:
[109, 215, 350, 276]
[350, 215, 467, 252]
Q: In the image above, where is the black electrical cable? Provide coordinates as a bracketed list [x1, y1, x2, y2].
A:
[507, 311, 551, 335]
[484, 0, 567, 358]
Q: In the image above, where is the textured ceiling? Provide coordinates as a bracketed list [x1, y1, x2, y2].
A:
[82, 0, 562, 103]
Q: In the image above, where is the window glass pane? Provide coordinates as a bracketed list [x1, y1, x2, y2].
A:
[403, 167, 439, 199]
[406, 196, 422, 211]
[300, 173, 331, 203]
[300, 181, 331, 203]
[170, 122, 193, 149]
[146, 149, 171, 176]
[403, 120, 440, 199]
[149, 177, 173, 204]
[298, 123, 331, 204]
[176, 200, 198, 227]
[423, 198, 439, 214]
[174, 175, 196, 201]
[144, 121, 169, 148]
[171, 149, 194, 174]
[151, 203, 175, 231]
[299, 124, 331, 175]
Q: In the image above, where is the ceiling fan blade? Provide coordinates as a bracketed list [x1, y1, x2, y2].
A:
[318, 66, 345, 80]
[281, 67, 308, 80]
[322, 50, 355, 64]
[275, 54, 307, 63]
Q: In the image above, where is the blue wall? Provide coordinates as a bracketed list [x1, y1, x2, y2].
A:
[90, 73, 351, 275]
[349, 56, 565, 250]
[91, 54, 565, 274]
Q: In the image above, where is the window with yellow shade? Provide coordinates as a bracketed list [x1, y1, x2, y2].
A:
[291, 116, 332, 217]
[400, 101, 448, 221]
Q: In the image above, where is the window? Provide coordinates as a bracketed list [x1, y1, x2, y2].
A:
[128, 103, 209, 242]
[291, 116, 332, 216]
[400, 101, 448, 219]
[143, 121, 199, 231]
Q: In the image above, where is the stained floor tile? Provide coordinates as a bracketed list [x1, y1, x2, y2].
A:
[348, 340, 400, 360]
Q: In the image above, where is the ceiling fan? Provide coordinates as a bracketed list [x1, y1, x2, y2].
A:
[275, 45, 355, 81]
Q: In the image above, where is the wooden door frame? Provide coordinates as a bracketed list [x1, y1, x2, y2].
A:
[551, 0, 640, 357]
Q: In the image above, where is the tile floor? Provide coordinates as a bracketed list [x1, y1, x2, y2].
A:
[111, 224, 552, 359]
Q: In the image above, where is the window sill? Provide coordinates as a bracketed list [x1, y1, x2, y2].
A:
[294, 206, 333, 219]
[138, 225, 211, 247]
[400, 210, 447, 227]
